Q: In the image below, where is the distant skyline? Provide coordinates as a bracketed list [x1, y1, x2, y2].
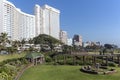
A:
[9, 0, 120, 46]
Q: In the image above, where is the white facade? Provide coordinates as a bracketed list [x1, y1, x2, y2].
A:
[0, 0, 60, 40]
[35, 4, 60, 40]
[35, 5, 44, 36]
[0, 0, 36, 40]
[0, 0, 4, 34]
[19, 12, 35, 40]
[60, 30, 68, 44]
[83, 41, 101, 47]
[67, 38, 72, 46]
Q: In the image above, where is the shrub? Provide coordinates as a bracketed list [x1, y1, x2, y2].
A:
[45, 56, 53, 62]
[0, 57, 29, 80]
[66, 60, 74, 65]
[0, 71, 12, 80]
[108, 62, 116, 67]
[20, 58, 29, 64]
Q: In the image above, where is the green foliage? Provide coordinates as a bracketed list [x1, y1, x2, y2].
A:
[45, 56, 53, 62]
[0, 33, 8, 46]
[0, 64, 16, 80]
[66, 59, 74, 65]
[108, 62, 116, 67]
[104, 44, 113, 49]
[6, 47, 17, 54]
[28, 38, 34, 44]
[33, 34, 61, 44]
[0, 57, 29, 80]
[19, 65, 120, 80]
[0, 71, 12, 80]
[62, 45, 72, 53]
[33, 34, 62, 51]
[20, 58, 29, 64]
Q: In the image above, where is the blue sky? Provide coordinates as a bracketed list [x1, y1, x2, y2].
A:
[9, 0, 120, 46]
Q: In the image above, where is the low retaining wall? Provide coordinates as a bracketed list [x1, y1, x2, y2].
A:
[80, 66, 117, 75]
[80, 67, 98, 74]
[104, 69, 117, 75]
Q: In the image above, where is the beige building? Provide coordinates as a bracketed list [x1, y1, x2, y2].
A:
[60, 30, 68, 44]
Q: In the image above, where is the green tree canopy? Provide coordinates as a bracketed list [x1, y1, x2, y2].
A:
[33, 34, 62, 51]
[0, 33, 8, 47]
[33, 34, 61, 45]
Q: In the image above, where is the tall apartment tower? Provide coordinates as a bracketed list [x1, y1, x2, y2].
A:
[0, 0, 4, 34]
[73, 35, 82, 46]
[35, 5, 44, 36]
[0, 0, 60, 40]
[35, 4, 60, 40]
[0, 0, 35, 40]
[60, 30, 68, 44]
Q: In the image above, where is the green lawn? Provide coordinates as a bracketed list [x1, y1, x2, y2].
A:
[19, 65, 120, 80]
[0, 53, 26, 62]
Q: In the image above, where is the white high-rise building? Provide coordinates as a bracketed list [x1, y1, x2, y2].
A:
[0, 0, 60, 40]
[60, 30, 68, 44]
[0, 0, 35, 40]
[0, 0, 4, 34]
[19, 11, 35, 40]
[67, 38, 72, 46]
[35, 4, 60, 40]
[35, 5, 44, 35]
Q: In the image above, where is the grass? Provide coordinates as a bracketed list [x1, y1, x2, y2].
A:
[0, 52, 26, 62]
[19, 65, 120, 80]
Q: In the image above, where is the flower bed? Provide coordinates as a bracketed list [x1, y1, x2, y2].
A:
[80, 66, 117, 75]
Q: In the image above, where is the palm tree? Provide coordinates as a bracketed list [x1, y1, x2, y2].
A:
[28, 38, 34, 44]
[12, 40, 20, 48]
[21, 39, 26, 47]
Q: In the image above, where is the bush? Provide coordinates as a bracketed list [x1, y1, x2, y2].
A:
[20, 58, 29, 64]
[57, 61, 64, 65]
[45, 56, 53, 62]
[0, 71, 12, 80]
[0, 57, 29, 80]
[108, 62, 116, 67]
[4, 64, 17, 76]
[66, 60, 74, 65]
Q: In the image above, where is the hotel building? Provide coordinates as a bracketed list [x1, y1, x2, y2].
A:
[0, 0, 35, 40]
[60, 30, 68, 44]
[0, 0, 60, 40]
[35, 4, 60, 40]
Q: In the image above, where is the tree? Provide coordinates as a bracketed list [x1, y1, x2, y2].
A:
[0, 33, 8, 47]
[12, 40, 20, 48]
[33, 34, 62, 51]
[28, 38, 34, 44]
[7, 47, 17, 54]
[62, 45, 72, 53]
[104, 44, 113, 49]
[21, 39, 26, 47]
